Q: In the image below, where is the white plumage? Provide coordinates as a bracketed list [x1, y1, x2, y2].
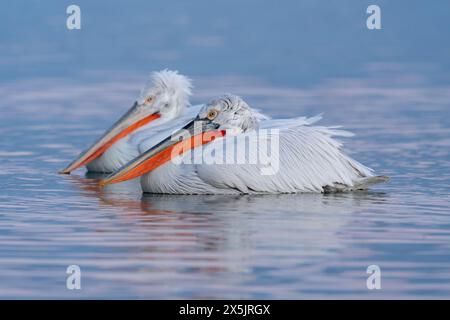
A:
[140, 119, 381, 194]
[103, 94, 388, 194]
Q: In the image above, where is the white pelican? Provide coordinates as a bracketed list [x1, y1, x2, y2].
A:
[59, 70, 199, 174]
[100, 95, 389, 194]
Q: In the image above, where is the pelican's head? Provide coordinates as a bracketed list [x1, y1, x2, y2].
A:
[197, 94, 259, 134]
[59, 69, 192, 174]
[100, 95, 260, 186]
[138, 69, 193, 120]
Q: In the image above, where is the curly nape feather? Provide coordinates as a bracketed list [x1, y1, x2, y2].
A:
[140, 69, 193, 110]
[150, 69, 193, 96]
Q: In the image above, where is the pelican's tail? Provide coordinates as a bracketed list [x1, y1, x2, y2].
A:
[354, 176, 390, 189]
[323, 175, 390, 193]
[354, 175, 390, 189]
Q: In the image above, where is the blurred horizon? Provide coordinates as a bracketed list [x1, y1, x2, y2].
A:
[1, 0, 449, 87]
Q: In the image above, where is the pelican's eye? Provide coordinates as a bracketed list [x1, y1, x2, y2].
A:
[206, 109, 218, 120]
[144, 96, 154, 105]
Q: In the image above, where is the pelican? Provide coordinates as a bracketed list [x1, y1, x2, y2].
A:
[100, 94, 389, 194]
[59, 70, 199, 174]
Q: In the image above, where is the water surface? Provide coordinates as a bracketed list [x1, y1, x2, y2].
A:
[1, 1, 450, 299]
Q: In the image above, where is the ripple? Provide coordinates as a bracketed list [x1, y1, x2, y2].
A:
[1, 71, 450, 299]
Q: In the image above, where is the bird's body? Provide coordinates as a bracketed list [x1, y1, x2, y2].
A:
[139, 118, 382, 194]
[101, 95, 388, 194]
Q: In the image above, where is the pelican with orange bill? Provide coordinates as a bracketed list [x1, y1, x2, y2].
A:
[99, 115, 226, 186]
[99, 94, 389, 194]
[59, 70, 197, 174]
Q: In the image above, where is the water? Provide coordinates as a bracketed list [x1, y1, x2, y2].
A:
[1, 1, 450, 299]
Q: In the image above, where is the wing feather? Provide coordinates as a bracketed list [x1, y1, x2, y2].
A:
[196, 124, 373, 193]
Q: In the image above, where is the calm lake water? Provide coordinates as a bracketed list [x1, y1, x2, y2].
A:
[1, 1, 450, 299]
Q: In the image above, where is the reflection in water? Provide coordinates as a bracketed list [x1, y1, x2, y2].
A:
[55, 173, 397, 298]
